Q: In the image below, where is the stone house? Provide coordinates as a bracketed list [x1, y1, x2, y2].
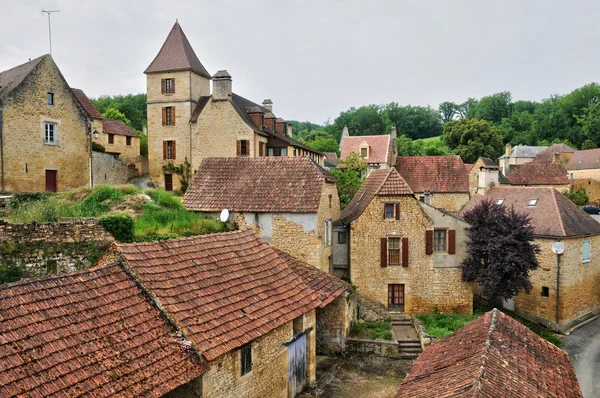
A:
[571, 178, 600, 205]
[395, 155, 470, 212]
[336, 168, 472, 313]
[532, 143, 576, 166]
[145, 22, 324, 192]
[182, 156, 340, 273]
[463, 187, 600, 332]
[339, 124, 397, 174]
[467, 157, 510, 194]
[0, 55, 92, 192]
[566, 147, 600, 180]
[499, 143, 547, 174]
[396, 309, 582, 397]
[503, 162, 571, 192]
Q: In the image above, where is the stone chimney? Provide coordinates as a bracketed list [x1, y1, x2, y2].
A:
[477, 166, 500, 195]
[275, 118, 286, 135]
[391, 124, 397, 140]
[212, 70, 232, 101]
[503, 143, 512, 174]
[423, 191, 432, 205]
[553, 151, 560, 164]
[286, 123, 293, 138]
[341, 125, 349, 139]
[505, 143, 512, 157]
[262, 99, 273, 112]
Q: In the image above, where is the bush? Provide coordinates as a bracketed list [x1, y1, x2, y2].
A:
[92, 141, 106, 152]
[144, 189, 183, 209]
[0, 265, 22, 284]
[416, 313, 481, 338]
[99, 214, 135, 242]
[350, 321, 393, 340]
[563, 186, 589, 206]
[72, 186, 126, 217]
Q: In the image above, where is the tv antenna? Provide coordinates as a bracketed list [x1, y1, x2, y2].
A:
[42, 9, 60, 55]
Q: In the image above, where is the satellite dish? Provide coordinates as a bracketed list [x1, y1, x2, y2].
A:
[552, 242, 565, 255]
[219, 209, 230, 222]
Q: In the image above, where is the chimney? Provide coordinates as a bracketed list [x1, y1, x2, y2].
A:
[503, 143, 512, 174]
[276, 118, 286, 135]
[212, 70, 232, 100]
[341, 125, 349, 139]
[505, 143, 512, 157]
[246, 106, 264, 128]
[424, 190, 431, 205]
[553, 151, 560, 164]
[286, 123, 293, 138]
[391, 124, 397, 140]
[262, 99, 273, 112]
[477, 166, 499, 195]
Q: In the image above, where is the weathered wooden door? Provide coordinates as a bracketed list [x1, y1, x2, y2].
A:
[388, 284, 405, 311]
[287, 334, 307, 398]
[164, 174, 173, 192]
[45, 170, 57, 192]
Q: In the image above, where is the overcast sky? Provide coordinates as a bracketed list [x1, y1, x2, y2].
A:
[2, 0, 600, 124]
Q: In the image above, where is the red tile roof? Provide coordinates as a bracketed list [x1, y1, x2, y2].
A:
[144, 22, 211, 78]
[566, 148, 600, 171]
[324, 152, 339, 166]
[183, 157, 335, 213]
[464, 163, 474, 173]
[505, 163, 570, 185]
[396, 156, 469, 193]
[0, 263, 207, 397]
[397, 309, 582, 398]
[114, 229, 326, 361]
[341, 168, 412, 224]
[533, 143, 577, 164]
[71, 88, 103, 119]
[340, 135, 392, 164]
[102, 118, 140, 138]
[462, 187, 600, 237]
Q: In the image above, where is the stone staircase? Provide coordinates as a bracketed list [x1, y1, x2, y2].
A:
[357, 295, 389, 321]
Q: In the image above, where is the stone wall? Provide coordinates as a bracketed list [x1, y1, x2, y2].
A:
[350, 194, 472, 314]
[316, 291, 356, 355]
[568, 168, 600, 181]
[515, 235, 600, 332]
[345, 338, 401, 359]
[93, 151, 137, 185]
[571, 178, 600, 205]
[200, 309, 316, 398]
[94, 131, 141, 167]
[429, 192, 471, 212]
[1, 56, 90, 192]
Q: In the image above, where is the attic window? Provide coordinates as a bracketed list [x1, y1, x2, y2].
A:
[527, 198, 538, 207]
[495, 198, 505, 205]
[47, 92, 54, 105]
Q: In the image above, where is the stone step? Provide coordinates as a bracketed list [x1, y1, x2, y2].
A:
[399, 348, 422, 354]
[397, 353, 420, 359]
[397, 339, 421, 344]
[391, 320, 413, 325]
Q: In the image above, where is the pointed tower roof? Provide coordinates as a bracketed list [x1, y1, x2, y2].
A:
[144, 22, 211, 78]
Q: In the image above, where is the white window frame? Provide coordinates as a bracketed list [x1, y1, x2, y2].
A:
[527, 198, 538, 207]
[44, 122, 57, 145]
[583, 240, 591, 263]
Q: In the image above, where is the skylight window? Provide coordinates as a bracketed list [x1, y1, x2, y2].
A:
[495, 198, 505, 205]
[527, 198, 538, 207]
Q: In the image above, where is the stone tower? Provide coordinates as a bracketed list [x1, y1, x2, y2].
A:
[144, 22, 211, 191]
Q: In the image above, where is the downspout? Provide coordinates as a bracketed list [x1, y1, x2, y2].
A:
[0, 107, 4, 193]
[555, 238, 562, 333]
[189, 71, 193, 169]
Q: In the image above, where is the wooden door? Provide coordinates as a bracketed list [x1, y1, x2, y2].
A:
[45, 170, 57, 192]
[164, 174, 173, 192]
[287, 334, 307, 398]
[388, 284, 405, 311]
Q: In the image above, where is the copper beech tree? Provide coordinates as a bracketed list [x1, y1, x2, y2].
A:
[461, 199, 540, 300]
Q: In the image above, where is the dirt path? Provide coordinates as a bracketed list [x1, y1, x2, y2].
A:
[299, 355, 410, 398]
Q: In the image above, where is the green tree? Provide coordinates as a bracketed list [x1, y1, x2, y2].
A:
[92, 94, 147, 131]
[439, 101, 457, 123]
[384, 103, 443, 140]
[331, 153, 367, 208]
[457, 97, 478, 118]
[471, 92, 513, 124]
[581, 139, 597, 150]
[443, 118, 503, 163]
[306, 135, 339, 154]
[102, 107, 132, 126]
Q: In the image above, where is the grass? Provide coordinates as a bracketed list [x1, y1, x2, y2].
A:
[7, 185, 228, 241]
[350, 321, 393, 341]
[418, 135, 442, 144]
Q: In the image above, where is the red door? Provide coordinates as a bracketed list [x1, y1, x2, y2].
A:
[388, 284, 405, 311]
[164, 174, 173, 192]
[45, 170, 57, 192]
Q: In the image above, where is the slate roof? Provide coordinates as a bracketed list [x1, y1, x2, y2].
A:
[340, 168, 412, 224]
[0, 55, 46, 102]
[396, 156, 469, 193]
[505, 163, 570, 185]
[499, 145, 547, 159]
[340, 135, 392, 164]
[0, 263, 207, 397]
[114, 229, 324, 361]
[397, 309, 582, 398]
[102, 118, 140, 138]
[566, 148, 600, 171]
[479, 157, 498, 168]
[533, 143, 577, 164]
[462, 187, 600, 238]
[182, 157, 335, 213]
[144, 22, 211, 78]
[71, 88, 103, 119]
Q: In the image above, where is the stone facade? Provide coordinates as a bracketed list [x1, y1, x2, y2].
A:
[514, 235, 600, 332]
[567, 168, 600, 181]
[94, 131, 141, 168]
[316, 291, 357, 355]
[92, 152, 138, 185]
[427, 192, 470, 213]
[1, 56, 90, 192]
[571, 178, 600, 205]
[350, 195, 472, 313]
[0, 218, 112, 244]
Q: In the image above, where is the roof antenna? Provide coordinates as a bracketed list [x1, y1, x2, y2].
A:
[41, 9, 60, 56]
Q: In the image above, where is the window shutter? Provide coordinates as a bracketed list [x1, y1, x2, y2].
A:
[395, 203, 400, 220]
[402, 237, 409, 267]
[172, 141, 176, 159]
[172, 79, 175, 94]
[383, 205, 386, 220]
[236, 140, 241, 157]
[162, 107, 166, 126]
[380, 238, 387, 268]
[448, 230, 456, 254]
[161, 79, 166, 94]
[245, 140, 250, 156]
[163, 141, 167, 160]
[426, 230, 433, 255]
[171, 106, 176, 126]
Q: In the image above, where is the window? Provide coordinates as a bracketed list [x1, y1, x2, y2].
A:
[126, 136, 132, 146]
[237, 140, 250, 157]
[323, 220, 332, 246]
[47, 92, 54, 105]
[293, 316, 304, 335]
[388, 237, 401, 265]
[240, 343, 252, 376]
[541, 286, 550, 297]
[241, 140, 248, 156]
[338, 232, 347, 244]
[384, 203, 395, 219]
[108, 134, 114, 144]
[360, 147, 368, 158]
[44, 122, 57, 144]
[161, 78, 175, 94]
[434, 230, 446, 252]
[163, 140, 176, 160]
[583, 240, 590, 263]
[527, 198, 538, 207]
[162, 106, 175, 126]
[495, 198, 505, 205]
[267, 147, 288, 156]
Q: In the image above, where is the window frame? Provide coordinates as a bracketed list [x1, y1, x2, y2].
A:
[165, 78, 175, 94]
[165, 106, 174, 126]
[240, 140, 248, 156]
[527, 198, 538, 207]
[240, 343, 252, 376]
[388, 237, 401, 265]
[583, 240, 591, 263]
[126, 136, 132, 146]
[384, 203, 395, 219]
[433, 229, 447, 253]
[338, 231, 347, 244]
[166, 140, 175, 160]
[360, 147, 368, 158]
[541, 286, 550, 297]
[47, 92, 54, 105]
[108, 134, 114, 144]
[495, 198, 505, 205]
[44, 122, 57, 145]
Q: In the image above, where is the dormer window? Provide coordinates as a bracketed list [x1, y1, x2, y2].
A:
[47, 92, 54, 105]
[527, 198, 538, 207]
[495, 198, 505, 205]
[359, 141, 369, 159]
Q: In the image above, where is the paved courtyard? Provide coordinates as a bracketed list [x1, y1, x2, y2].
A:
[561, 316, 600, 398]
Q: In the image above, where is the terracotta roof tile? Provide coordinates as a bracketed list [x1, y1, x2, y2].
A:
[397, 309, 582, 398]
[341, 168, 412, 224]
[0, 263, 207, 397]
[396, 156, 469, 193]
[505, 163, 569, 185]
[462, 187, 600, 237]
[566, 148, 600, 170]
[183, 157, 335, 213]
[340, 135, 391, 164]
[464, 163, 474, 172]
[71, 88, 103, 119]
[102, 118, 140, 138]
[114, 229, 324, 361]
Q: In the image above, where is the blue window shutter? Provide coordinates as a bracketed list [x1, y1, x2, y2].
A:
[583, 241, 590, 262]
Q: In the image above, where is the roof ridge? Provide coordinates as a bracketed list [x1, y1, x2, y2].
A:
[471, 308, 499, 396]
[0, 54, 46, 75]
[550, 188, 567, 236]
[374, 169, 394, 195]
